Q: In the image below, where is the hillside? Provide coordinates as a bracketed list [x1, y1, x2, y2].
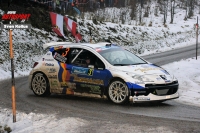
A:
[0, 0, 199, 78]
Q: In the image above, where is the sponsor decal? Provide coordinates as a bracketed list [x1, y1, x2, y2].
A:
[48, 75, 57, 79]
[1, 11, 31, 29]
[1, 24, 31, 29]
[71, 74, 104, 85]
[45, 63, 54, 66]
[43, 58, 54, 61]
[80, 84, 101, 94]
[60, 82, 76, 89]
[54, 46, 63, 51]
[134, 97, 150, 101]
[54, 52, 67, 63]
[135, 67, 161, 72]
[2, 11, 31, 21]
[47, 68, 56, 73]
[72, 67, 94, 76]
[51, 80, 58, 86]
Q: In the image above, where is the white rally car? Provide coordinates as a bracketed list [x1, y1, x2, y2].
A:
[29, 42, 179, 104]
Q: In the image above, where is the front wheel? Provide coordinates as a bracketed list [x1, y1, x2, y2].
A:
[31, 73, 50, 96]
[107, 80, 129, 104]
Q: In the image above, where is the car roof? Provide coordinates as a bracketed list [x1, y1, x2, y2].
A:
[43, 42, 114, 49]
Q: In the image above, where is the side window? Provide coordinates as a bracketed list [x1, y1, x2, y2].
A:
[71, 49, 93, 67]
[68, 48, 82, 64]
[52, 47, 70, 63]
[94, 57, 105, 70]
[71, 49, 105, 69]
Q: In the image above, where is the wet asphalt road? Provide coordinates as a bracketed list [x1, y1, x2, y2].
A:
[1, 44, 200, 132]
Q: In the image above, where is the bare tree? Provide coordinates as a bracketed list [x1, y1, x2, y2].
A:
[129, 0, 137, 20]
[163, 0, 168, 24]
[139, 0, 144, 24]
[170, 0, 175, 23]
[188, 0, 195, 18]
[184, 0, 188, 20]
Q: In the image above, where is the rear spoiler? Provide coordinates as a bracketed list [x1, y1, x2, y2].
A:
[43, 42, 72, 49]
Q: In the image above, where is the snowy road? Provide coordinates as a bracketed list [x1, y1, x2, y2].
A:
[142, 43, 200, 65]
[1, 44, 200, 132]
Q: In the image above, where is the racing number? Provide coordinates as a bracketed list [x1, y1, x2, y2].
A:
[62, 48, 70, 57]
[88, 69, 93, 76]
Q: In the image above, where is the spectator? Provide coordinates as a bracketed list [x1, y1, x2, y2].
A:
[124, 0, 129, 7]
[0, 0, 2, 7]
[113, 0, 118, 7]
[47, 0, 52, 8]
[60, 0, 65, 12]
[68, 0, 73, 10]
[89, 0, 94, 9]
[118, 0, 124, 7]
[52, 0, 56, 10]
[64, 0, 68, 13]
[99, 0, 104, 8]
[94, 0, 99, 8]
[108, 0, 113, 7]
[8, 0, 12, 8]
[56, 0, 60, 8]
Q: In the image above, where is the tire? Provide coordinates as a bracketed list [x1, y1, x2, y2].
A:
[31, 73, 50, 96]
[107, 80, 129, 104]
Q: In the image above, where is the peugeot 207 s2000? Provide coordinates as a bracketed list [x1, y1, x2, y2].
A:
[29, 42, 179, 104]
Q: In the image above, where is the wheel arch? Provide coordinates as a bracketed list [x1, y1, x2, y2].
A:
[104, 77, 131, 96]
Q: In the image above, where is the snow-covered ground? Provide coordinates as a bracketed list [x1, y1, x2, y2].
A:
[0, 1, 200, 132]
[0, 56, 200, 133]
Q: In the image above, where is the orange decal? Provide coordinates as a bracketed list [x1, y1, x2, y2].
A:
[61, 63, 70, 82]
[62, 48, 70, 57]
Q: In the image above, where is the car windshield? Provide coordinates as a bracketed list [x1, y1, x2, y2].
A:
[98, 47, 147, 66]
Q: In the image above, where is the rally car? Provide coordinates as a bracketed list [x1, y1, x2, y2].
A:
[28, 42, 179, 104]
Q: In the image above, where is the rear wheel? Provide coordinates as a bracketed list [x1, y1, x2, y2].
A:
[107, 80, 129, 104]
[31, 73, 50, 96]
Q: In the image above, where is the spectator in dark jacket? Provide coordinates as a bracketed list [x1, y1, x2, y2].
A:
[99, 0, 104, 8]
[0, 0, 2, 7]
[8, 0, 12, 8]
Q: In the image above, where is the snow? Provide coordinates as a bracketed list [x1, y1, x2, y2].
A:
[0, 1, 200, 132]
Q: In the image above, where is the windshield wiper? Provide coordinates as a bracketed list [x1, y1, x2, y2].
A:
[113, 64, 126, 66]
[130, 63, 147, 65]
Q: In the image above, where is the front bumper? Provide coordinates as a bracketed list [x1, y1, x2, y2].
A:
[129, 92, 179, 102]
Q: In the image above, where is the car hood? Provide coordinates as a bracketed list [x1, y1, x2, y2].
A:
[111, 64, 174, 83]
[116, 64, 168, 74]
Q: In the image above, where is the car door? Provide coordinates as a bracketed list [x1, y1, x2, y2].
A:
[69, 49, 109, 95]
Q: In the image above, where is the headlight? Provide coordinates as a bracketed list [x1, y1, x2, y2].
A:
[126, 73, 154, 84]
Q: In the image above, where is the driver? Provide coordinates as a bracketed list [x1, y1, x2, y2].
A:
[85, 56, 91, 66]
[83, 56, 91, 67]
